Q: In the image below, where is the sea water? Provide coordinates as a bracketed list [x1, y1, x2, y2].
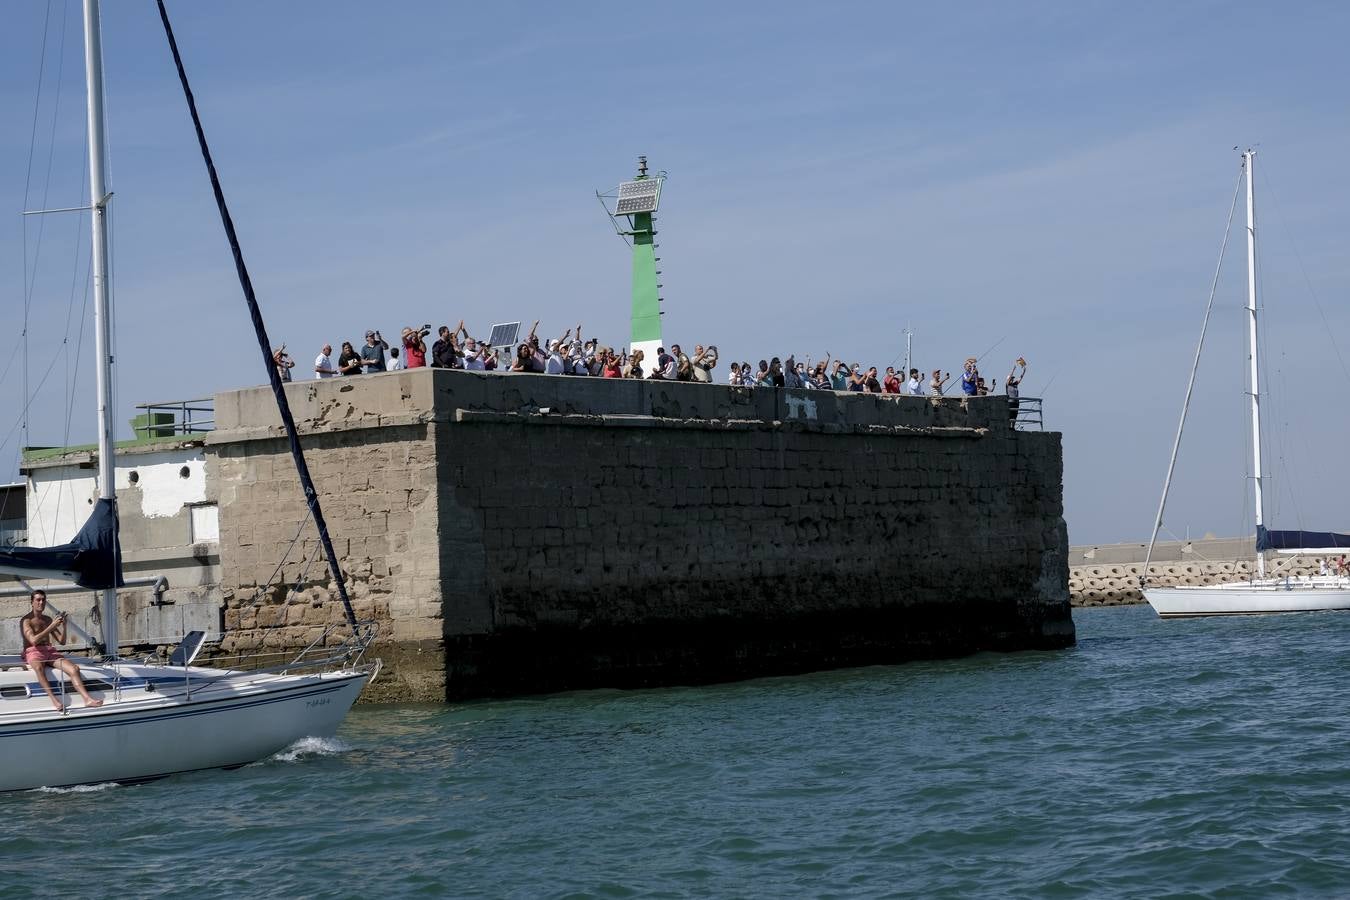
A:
[5, 604, 1350, 898]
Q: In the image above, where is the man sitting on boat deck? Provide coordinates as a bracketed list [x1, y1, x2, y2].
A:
[20, 590, 104, 712]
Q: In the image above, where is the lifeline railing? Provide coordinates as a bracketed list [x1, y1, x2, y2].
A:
[132, 398, 215, 437]
[1012, 397, 1044, 431]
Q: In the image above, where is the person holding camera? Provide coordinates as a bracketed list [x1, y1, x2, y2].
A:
[338, 340, 364, 376]
[1006, 357, 1027, 422]
[960, 358, 980, 396]
[930, 368, 950, 395]
[431, 325, 460, 369]
[361, 330, 389, 373]
[401, 326, 429, 369]
[21, 590, 104, 711]
[907, 368, 925, 396]
[272, 346, 294, 383]
[691, 344, 718, 383]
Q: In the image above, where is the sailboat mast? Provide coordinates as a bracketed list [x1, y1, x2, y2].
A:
[83, 0, 118, 655]
[1243, 149, 1266, 579]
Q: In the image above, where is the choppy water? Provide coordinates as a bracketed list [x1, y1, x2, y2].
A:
[6, 604, 1350, 898]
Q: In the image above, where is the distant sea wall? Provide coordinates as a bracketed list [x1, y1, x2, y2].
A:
[205, 370, 1074, 702]
[1068, 538, 1324, 607]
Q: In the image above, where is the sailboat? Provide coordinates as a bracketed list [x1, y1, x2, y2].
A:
[1142, 150, 1350, 618]
[0, 0, 378, 791]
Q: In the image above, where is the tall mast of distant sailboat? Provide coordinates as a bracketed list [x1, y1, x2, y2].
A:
[1243, 150, 1266, 579]
[83, 0, 118, 655]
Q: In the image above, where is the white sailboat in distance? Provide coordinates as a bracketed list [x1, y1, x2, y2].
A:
[1141, 149, 1350, 618]
[0, 0, 379, 791]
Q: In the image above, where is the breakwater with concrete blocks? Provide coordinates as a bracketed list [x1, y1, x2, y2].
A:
[1067, 537, 1324, 606]
[203, 370, 1072, 701]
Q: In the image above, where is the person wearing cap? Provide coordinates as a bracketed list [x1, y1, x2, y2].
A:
[930, 368, 950, 395]
[361, 330, 389, 373]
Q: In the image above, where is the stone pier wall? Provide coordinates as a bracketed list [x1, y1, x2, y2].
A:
[1069, 538, 1324, 606]
[207, 370, 1073, 702]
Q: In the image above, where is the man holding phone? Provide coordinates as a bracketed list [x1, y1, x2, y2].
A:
[20, 590, 104, 711]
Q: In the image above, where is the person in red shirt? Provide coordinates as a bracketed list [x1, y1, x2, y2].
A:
[883, 366, 902, 394]
[401, 326, 428, 368]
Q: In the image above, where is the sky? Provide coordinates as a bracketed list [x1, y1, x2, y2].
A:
[2, 0, 1349, 546]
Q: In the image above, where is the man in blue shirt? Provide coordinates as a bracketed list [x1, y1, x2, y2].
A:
[361, 330, 388, 373]
[960, 358, 979, 396]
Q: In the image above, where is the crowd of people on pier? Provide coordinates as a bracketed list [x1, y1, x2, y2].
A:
[270, 320, 1028, 402]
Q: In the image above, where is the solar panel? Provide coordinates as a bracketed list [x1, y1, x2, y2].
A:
[615, 177, 662, 215]
[487, 321, 521, 349]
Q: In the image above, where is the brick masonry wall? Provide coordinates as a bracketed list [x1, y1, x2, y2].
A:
[208, 371, 1073, 701]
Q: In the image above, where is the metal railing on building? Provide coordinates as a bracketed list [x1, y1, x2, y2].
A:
[131, 399, 214, 439]
[1012, 397, 1043, 431]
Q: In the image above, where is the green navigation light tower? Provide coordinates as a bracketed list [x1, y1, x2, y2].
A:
[599, 157, 666, 367]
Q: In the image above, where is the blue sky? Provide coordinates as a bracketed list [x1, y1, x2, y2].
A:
[3, 0, 1349, 545]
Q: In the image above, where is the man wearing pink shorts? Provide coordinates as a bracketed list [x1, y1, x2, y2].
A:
[20, 590, 104, 712]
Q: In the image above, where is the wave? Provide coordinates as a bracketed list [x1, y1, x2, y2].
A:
[267, 735, 351, 763]
[29, 782, 119, 795]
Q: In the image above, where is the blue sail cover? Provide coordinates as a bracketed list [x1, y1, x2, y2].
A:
[0, 498, 123, 589]
[1257, 525, 1350, 552]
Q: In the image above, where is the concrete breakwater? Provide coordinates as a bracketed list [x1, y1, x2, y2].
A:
[203, 370, 1073, 701]
[1068, 537, 1324, 606]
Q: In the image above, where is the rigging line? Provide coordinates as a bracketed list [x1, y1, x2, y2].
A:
[157, 0, 358, 632]
[24, 0, 71, 303]
[0, 346, 73, 460]
[21, 0, 55, 452]
[1141, 166, 1244, 588]
[63, 130, 91, 416]
[54, 256, 94, 538]
[255, 511, 316, 605]
[972, 336, 1005, 366]
[1259, 165, 1350, 389]
[63, 253, 94, 441]
[0, 333, 30, 395]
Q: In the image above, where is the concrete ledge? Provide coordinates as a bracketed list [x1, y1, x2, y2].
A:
[213, 369, 1015, 439]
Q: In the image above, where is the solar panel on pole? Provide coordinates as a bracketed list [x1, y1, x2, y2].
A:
[487, 322, 521, 349]
[615, 178, 662, 215]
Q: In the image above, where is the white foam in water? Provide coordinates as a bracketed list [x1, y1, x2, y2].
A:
[269, 735, 350, 763]
[30, 782, 119, 795]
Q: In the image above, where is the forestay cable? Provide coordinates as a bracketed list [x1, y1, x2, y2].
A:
[1141, 168, 1244, 588]
[155, 0, 357, 630]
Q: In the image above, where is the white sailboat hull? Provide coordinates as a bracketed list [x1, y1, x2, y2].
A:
[1144, 577, 1350, 618]
[0, 662, 374, 792]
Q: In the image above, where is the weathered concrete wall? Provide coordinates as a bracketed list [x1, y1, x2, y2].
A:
[208, 370, 1072, 701]
[1069, 538, 1324, 606]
